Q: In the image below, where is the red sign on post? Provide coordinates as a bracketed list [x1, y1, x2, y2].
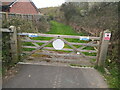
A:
[104, 33, 111, 40]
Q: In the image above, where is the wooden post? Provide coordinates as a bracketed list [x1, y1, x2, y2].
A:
[17, 33, 22, 61]
[26, 14, 29, 21]
[97, 30, 111, 66]
[21, 14, 23, 19]
[5, 12, 8, 20]
[96, 32, 103, 65]
[9, 26, 18, 63]
[14, 13, 17, 18]
[32, 15, 35, 23]
[17, 27, 22, 61]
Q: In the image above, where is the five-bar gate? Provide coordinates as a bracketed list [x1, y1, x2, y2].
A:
[2, 26, 111, 66]
[18, 32, 102, 65]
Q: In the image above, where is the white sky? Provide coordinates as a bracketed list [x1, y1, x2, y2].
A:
[32, 0, 66, 8]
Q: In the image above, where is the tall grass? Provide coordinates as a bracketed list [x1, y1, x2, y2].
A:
[47, 21, 87, 36]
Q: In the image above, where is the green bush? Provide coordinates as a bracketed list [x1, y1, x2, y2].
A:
[2, 33, 15, 75]
[36, 16, 50, 33]
[2, 18, 38, 33]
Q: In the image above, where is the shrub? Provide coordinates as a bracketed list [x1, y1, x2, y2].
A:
[2, 18, 38, 33]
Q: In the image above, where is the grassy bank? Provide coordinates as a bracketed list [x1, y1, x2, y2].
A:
[94, 62, 119, 89]
[47, 21, 86, 36]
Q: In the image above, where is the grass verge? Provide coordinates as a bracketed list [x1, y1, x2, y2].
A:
[70, 64, 94, 68]
[94, 62, 120, 89]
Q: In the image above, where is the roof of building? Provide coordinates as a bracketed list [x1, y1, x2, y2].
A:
[0, 0, 16, 6]
[0, 0, 38, 12]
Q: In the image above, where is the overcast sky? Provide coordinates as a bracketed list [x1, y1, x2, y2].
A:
[32, 0, 66, 8]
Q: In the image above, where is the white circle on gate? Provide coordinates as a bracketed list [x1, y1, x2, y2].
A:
[52, 39, 64, 50]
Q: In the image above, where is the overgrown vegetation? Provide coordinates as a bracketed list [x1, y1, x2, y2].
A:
[2, 16, 50, 33]
[61, 2, 118, 34]
[35, 15, 50, 33]
[40, 7, 65, 22]
[2, 18, 37, 33]
[60, 2, 119, 62]
[94, 63, 119, 89]
[2, 33, 17, 75]
[59, 2, 119, 88]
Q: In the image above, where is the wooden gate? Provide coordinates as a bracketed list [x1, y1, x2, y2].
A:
[1, 26, 111, 66]
[18, 32, 102, 65]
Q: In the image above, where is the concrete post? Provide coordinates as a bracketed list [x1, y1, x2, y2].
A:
[9, 26, 18, 63]
[97, 30, 111, 66]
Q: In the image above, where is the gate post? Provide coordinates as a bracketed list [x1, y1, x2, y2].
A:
[17, 27, 22, 61]
[9, 26, 18, 63]
[97, 30, 111, 66]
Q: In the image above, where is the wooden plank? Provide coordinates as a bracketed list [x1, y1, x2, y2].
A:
[44, 47, 97, 53]
[1, 29, 14, 33]
[39, 57, 87, 62]
[22, 40, 98, 46]
[22, 46, 97, 53]
[71, 41, 95, 55]
[78, 41, 95, 50]
[60, 37, 80, 52]
[44, 47, 74, 51]
[26, 57, 92, 64]
[26, 37, 57, 56]
[18, 33, 100, 40]
[94, 47, 98, 51]
[22, 40, 48, 43]
[96, 32, 103, 65]
[23, 52, 96, 59]
[25, 37, 40, 47]
[22, 46, 37, 48]
[70, 42, 98, 46]
[60, 37, 86, 57]
[0, 12, 6, 14]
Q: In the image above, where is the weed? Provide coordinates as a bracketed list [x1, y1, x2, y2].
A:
[94, 65, 105, 74]
[90, 59, 96, 62]
[70, 64, 82, 67]
[82, 52, 96, 56]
